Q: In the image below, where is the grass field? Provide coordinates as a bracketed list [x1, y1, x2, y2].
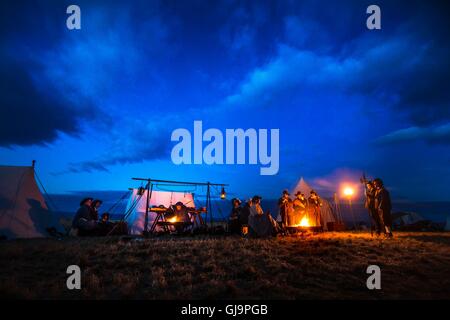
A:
[1, 232, 449, 299]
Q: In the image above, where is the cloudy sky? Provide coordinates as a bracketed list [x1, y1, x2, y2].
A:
[1, 0, 449, 201]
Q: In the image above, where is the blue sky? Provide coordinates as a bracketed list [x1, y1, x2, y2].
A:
[1, 0, 450, 201]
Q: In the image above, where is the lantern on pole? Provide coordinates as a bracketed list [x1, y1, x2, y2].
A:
[220, 187, 226, 200]
[342, 186, 357, 230]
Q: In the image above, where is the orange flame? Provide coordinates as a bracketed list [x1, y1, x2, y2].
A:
[167, 216, 178, 223]
[299, 216, 310, 227]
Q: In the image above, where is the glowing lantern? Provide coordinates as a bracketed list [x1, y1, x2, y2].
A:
[167, 216, 178, 223]
[343, 187, 355, 197]
[220, 187, 226, 199]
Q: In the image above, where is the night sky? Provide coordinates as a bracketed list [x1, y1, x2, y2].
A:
[1, 0, 449, 201]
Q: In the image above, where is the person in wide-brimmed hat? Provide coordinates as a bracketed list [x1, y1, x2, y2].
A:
[277, 189, 292, 227]
[90, 199, 103, 221]
[292, 191, 307, 226]
[293, 191, 306, 209]
[252, 195, 262, 202]
[308, 190, 322, 227]
[171, 201, 189, 222]
[231, 198, 242, 206]
[364, 180, 383, 236]
[79, 197, 93, 207]
[248, 195, 278, 237]
[373, 178, 393, 238]
[250, 196, 263, 215]
[72, 197, 98, 236]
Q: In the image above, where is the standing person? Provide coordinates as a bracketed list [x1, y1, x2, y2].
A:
[364, 181, 382, 236]
[228, 198, 242, 234]
[277, 190, 292, 227]
[72, 197, 98, 236]
[292, 191, 307, 225]
[373, 178, 393, 238]
[308, 190, 322, 227]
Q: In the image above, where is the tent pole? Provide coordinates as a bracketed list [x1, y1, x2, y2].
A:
[144, 180, 152, 235]
[206, 182, 213, 229]
[349, 199, 357, 230]
[106, 186, 145, 236]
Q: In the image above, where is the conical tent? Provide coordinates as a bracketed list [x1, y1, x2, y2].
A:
[0, 165, 62, 239]
[292, 177, 313, 195]
[125, 189, 195, 235]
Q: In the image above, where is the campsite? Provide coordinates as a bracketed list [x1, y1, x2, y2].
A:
[2, 0, 450, 305]
[1, 164, 450, 299]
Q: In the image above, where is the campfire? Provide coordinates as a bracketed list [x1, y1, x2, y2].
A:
[298, 216, 310, 227]
[290, 215, 312, 228]
[288, 215, 322, 232]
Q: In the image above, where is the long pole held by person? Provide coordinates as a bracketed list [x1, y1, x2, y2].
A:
[348, 198, 357, 230]
[343, 186, 357, 230]
[360, 173, 374, 235]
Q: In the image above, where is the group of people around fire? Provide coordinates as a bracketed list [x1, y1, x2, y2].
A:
[72, 177, 393, 238]
[228, 189, 324, 237]
[228, 177, 394, 238]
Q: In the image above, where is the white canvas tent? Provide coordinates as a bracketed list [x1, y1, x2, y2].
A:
[392, 211, 425, 226]
[291, 177, 337, 231]
[125, 189, 196, 235]
[0, 165, 62, 239]
[292, 177, 314, 196]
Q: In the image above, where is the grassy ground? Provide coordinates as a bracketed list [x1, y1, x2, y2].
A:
[0, 232, 449, 299]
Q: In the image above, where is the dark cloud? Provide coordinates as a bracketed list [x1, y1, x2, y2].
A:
[375, 123, 450, 145]
[225, 1, 450, 132]
[65, 161, 110, 174]
[0, 1, 100, 147]
[59, 120, 174, 174]
[0, 55, 81, 146]
[2, 0, 450, 177]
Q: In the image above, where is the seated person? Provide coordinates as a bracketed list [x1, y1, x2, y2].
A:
[228, 198, 242, 234]
[98, 213, 128, 236]
[90, 199, 103, 221]
[248, 195, 279, 237]
[166, 202, 191, 233]
[172, 202, 190, 223]
[72, 197, 99, 236]
[97, 213, 112, 236]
